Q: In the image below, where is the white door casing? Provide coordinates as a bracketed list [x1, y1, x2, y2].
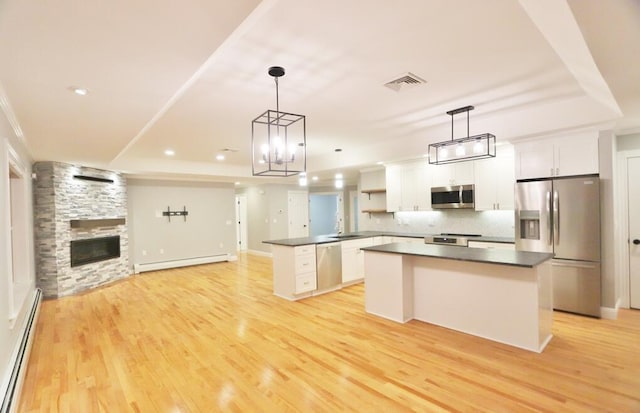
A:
[288, 191, 309, 238]
[628, 156, 640, 309]
[235, 195, 247, 251]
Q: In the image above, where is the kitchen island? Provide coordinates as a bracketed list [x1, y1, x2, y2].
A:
[362, 243, 554, 353]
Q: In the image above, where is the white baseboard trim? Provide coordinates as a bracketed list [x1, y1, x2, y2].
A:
[1, 288, 42, 413]
[600, 303, 619, 320]
[133, 254, 231, 273]
[247, 249, 272, 258]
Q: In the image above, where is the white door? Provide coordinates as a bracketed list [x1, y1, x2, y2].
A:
[628, 157, 640, 309]
[235, 195, 248, 251]
[288, 191, 309, 238]
[349, 190, 358, 232]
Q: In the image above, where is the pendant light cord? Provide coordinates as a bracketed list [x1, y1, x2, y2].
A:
[275, 76, 280, 135]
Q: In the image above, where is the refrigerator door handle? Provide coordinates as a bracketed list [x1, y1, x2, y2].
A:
[546, 191, 553, 246]
[553, 190, 559, 245]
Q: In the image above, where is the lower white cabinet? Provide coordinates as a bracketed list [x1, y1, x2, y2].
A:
[272, 244, 317, 300]
[468, 241, 515, 250]
[382, 236, 424, 244]
[341, 237, 375, 284]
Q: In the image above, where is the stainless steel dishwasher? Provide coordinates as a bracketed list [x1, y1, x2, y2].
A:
[316, 242, 342, 293]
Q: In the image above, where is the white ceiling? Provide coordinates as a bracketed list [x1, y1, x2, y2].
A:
[0, 0, 638, 186]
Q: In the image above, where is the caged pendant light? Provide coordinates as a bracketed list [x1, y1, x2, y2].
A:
[428, 105, 496, 165]
[252, 66, 306, 177]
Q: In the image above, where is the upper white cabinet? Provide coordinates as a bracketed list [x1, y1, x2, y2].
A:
[385, 161, 430, 212]
[514, 131, 599, 180]
[474, 145, 515, 210]
[430, 162, 475, 187]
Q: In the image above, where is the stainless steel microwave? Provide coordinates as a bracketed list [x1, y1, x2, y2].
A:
[431, 184, 475, 209]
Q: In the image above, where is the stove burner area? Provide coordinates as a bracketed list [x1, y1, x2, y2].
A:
[70, 236, 120, 267]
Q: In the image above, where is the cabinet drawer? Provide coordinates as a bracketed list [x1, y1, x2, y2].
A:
[295, 245, 315, 256]
[295, 272, 317, 293]
[295, 253, 316, 273]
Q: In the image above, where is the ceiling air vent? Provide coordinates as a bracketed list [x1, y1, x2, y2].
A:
[384, 72, 427, 92]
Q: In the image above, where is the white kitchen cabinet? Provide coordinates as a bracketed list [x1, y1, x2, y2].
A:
[430, 161, 475, 187]
[474, 145, 515, 210]
[514, 131, 599, 180]
[468, 241, 515, 250]
[385, 161, 431, 212]
[382, 236, 424, 244]
[341, 237, 374, 284]
[385, 164, 403, 212]
[272, 244, 317, 300]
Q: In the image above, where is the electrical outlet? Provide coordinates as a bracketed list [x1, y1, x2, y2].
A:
[160, 248, 164, 254]
[142, 250, 147, 256]
[219, 242, 224, 248]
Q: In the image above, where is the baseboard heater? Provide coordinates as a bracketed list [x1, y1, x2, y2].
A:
[133, 254, 235, 273]
[1, 288, 42, 413]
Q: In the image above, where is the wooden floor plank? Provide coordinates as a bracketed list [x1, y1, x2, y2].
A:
[18, 253, 640, 412]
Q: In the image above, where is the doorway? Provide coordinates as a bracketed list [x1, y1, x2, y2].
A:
[6, 144, 31, 321]
[349, 190, 359, 232]
[235, 195, 247, 252]
[288, 191, 309, 238]
[309, 192, 344, 236]
[628, 156, 640, 309]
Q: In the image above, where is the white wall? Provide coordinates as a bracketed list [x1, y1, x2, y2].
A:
[127, 179, 237, 267]
[0, 110, 37, 398]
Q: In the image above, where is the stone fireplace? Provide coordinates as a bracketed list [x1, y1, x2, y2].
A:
[33, 162, 129, 298]
[70, 235, 121, 267]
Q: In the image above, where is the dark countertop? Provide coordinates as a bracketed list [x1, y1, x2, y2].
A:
[361, 243, 552, 268]
[263, 232, 515, 247]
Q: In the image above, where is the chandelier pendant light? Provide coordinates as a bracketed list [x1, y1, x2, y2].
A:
[252, 66, 306, 177]
[428, 105, 496, 165]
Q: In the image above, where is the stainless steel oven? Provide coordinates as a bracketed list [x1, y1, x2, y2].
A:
[431, 184, 475, 209]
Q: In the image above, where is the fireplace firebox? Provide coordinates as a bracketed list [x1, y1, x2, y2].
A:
[70, 236, 120, 267]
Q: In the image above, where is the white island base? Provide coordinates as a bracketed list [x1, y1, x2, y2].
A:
[364, 251, 553, 353]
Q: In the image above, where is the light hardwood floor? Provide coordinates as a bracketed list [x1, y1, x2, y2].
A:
[19, 253, 640, 412]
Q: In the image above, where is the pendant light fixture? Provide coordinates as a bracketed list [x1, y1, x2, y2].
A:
[428, 105, 495, 165]
[252, 66, 306, 176]
[334, 148, 344, 189]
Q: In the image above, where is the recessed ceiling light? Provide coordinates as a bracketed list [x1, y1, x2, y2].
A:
[376, 161, 384, 165]
[216, 154, 225, 161]
[68, 86, 89, 96]
[234, 181, 240, 185]
[312, 176, 319, 181]
[164, 149, 175, 156]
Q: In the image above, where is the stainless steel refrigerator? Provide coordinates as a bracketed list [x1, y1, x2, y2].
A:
[515, 175, 601, 317]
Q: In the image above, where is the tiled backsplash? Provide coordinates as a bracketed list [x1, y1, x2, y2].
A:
[359, 209, 515, 237]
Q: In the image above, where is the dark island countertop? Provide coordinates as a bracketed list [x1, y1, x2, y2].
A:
[263, 231, 515, 247]
[361, 242, 552, 268]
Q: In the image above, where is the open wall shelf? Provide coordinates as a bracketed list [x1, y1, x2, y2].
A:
[361, 188, 386, 200]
